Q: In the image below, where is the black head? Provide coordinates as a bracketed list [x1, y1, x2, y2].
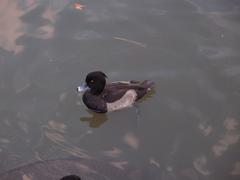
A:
[60, 175, 81, 180]
[85, 71, 107, 95]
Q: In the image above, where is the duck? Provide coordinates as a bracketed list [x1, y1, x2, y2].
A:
[77, 71, 154, 113]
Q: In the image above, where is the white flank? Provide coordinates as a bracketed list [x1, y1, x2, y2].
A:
[111, 81, 131, 84]
[107, 90, 137, 112]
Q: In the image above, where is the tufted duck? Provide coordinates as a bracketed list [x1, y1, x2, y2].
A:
[77, 71, 154, 113]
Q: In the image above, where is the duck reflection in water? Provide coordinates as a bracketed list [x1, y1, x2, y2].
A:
[80, 110, 108, 128]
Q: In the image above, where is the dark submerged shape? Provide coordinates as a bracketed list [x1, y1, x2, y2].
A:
[60, 175, 81, 180]
[80, 71, 154, 113]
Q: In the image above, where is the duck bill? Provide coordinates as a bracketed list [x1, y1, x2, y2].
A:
[77, 83, 89, 93]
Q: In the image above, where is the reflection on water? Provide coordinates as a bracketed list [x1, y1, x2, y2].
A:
[102, 147, 122, 158]
[212, 117, 240, 157]
[80, 110, 108, 128]
[0, 0, 25, 53]
[0, 0, 240, 179]
[34, 120, 92, 161]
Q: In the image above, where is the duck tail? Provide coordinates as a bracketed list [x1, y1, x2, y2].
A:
[141, 80, 155, 91]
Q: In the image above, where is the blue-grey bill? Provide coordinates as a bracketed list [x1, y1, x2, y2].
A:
[77, 83, 89, 92]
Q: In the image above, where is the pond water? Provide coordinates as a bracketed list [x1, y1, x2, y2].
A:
[0, 0, 240, 179]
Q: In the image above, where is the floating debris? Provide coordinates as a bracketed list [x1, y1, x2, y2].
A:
[193, 156, 211, 176]
[123, 132, 139, 150]
[231, 162, 240, 175]
[198, 123, 213, 136]
[75, 163, 97, 174]
[73, 2, 85, 10]
[212, 117, 240, 157]
[149, 157, 160, 168]
[48, 120, 66, 133]
[102, 147, 122, 158]
[212, 133, 240, 157]
[22, 174, 33, 180]
[15, 83, 31, 94]
[113, 37, 147, 48]
[224, 117, 238, 131]
[110, 161, 128, 170]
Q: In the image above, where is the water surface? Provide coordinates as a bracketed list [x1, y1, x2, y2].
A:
[0, 0, 240, 179]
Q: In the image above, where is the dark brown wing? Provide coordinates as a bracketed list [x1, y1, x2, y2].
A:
[102, 81, 154, 103]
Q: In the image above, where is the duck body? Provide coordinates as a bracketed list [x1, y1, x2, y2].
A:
[78, 71, 154, 113]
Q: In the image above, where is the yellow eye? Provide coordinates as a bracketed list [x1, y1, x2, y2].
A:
[90, 80, 94, 83]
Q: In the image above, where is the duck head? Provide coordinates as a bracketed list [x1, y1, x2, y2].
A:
[77, 71, 107, 95]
